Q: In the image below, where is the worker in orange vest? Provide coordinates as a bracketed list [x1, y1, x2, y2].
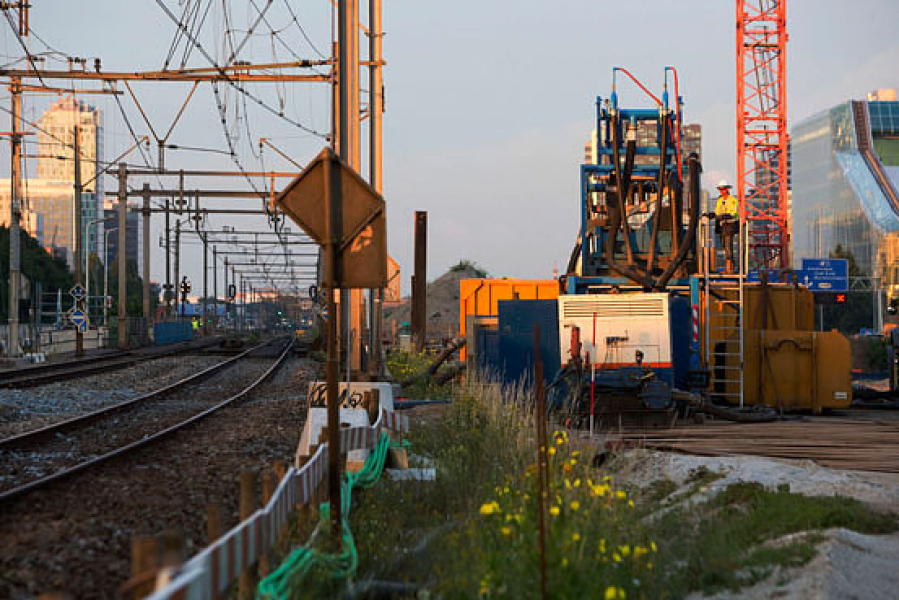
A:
[713, 180, 739, 273]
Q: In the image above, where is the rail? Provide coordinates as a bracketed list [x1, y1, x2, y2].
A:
[0, 336, 224, 389]
[0, 337, 292, 504]
[145, 407, 411, 600]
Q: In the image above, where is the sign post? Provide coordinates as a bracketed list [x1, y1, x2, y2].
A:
[276, 146, 387, 542]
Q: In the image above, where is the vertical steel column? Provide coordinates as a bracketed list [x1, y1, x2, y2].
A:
[174, 220, 181, 319]
[164, 198, 171, 317]
[74, 127, 84, 356]
[224, 256, 229, 330]
[412, 211, 428, 351]
[7, 78, 21, 358]
[368, 0, 384, 374]
[117, 163, 128, 349]
[213, 246, 218, 332]
[202, 234, 208, 336]
[142, 184, 151, 328]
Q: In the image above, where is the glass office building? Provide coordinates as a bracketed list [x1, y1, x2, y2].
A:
[791, 98, 899, 316]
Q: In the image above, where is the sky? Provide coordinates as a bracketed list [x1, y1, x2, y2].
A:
[2, 0, 899, 296]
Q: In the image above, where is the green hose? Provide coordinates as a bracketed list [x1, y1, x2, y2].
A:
[257, 433, 392, 599]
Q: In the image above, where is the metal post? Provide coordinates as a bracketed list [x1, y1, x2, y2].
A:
[104, 227, 116, 327]
[7, 78, 21, 359]
[369, 0, 383, 374]
[224, 256, 229, 329]
[142, 184, 151, 329]
[202, 234, 208, 336]
[323, 149, 343, 541]
[213, 246, 217, 332]
[174, 220, 181, 319]
[412, 211, 428, 351]
[117, 163, 128, 349]
[73, 126, 84, 356]
[164, 198, 171, 317]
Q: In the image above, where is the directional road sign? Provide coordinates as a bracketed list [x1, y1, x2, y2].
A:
[799, 258, 849, 292]
[69, 284, 86, 301]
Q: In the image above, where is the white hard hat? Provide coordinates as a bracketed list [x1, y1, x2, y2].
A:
[717, 179, 732, 189]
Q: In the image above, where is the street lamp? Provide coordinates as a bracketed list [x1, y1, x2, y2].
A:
[104, 226, 118, 327]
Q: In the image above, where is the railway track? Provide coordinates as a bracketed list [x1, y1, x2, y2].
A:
[0, 336, 224, 389]
[0, 336, 293, 504]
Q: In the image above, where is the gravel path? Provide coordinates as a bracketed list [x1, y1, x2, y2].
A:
[0, 354, 225, 437]
[0, 355, 317, 599]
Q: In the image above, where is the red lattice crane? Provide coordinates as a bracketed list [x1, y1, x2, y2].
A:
[736, 0, 789, 269]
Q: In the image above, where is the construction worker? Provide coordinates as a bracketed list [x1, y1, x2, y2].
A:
[713, 180, 739, 273]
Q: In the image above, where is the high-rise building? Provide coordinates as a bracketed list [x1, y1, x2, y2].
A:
[791, 95, 899, 324]
[0, 96, 104, 267]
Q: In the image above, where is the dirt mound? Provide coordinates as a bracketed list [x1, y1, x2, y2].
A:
[384, 264, 483, 341]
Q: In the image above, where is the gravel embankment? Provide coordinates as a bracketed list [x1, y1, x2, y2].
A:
[0, 356, 316, 600]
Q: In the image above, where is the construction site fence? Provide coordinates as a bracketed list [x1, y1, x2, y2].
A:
[145, 407, 411, 600]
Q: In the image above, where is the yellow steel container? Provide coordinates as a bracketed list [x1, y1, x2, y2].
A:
[706, 282, 851, 412]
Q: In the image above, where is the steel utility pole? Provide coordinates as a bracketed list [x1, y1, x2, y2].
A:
[7, 77, 21, 358]
[212, 246, 217, 332]
[117, 163, 127, 349]
[202, 233, 208, 335]
[174, 219, 181, 318]
[164, 198, 172, 317]
[74, 126, 84, 356]
[142, 183, 151, 328]
[412, 211, 427, 351]
[369, 0, 384, 374]
[224, 256, 229, 330]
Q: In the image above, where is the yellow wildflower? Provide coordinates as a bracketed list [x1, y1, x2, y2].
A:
[572, 533, 581, 542]
[650, 541, 658, 553]
[599, 538, 607, 553]
[479, 501, 500, 516]
[634, 546, 648, 558]
[549, 506, 560, 516]
[647, 562, 653, 570]
[570, 500, 581, 511]
[604, 586, 626, 600]
[564, 479, 572, 490]
[619, 545, 631, 557]
[480, 578, 489, 595]
[548, 447, 557, 456]
[574, 478, 581, 488]
[503, 486, 510, 494]
[555, 437, 565, 446]
[615, 490, 627, 500]
[602, 475, 613, 482]
[628, 500, 635, 508]
[500, 526, 513, 537]
[612, 552, 622, 563]
[562, 558, 569, 567]
[572, 450, 581, 457]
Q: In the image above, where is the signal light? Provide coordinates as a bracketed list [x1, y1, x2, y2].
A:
[836, 293, 846, 304]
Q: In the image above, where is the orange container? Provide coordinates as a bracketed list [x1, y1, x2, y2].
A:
[459, 279, 560, 361]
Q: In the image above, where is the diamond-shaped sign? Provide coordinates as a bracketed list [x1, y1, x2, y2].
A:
[69, 284, 86, 301]
[70, 309, 88, 329]
[275, 147, 387, 289]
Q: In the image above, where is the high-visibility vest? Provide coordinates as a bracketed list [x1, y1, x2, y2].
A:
[716, 193, 738, 216]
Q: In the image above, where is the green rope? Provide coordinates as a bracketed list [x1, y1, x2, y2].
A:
[257, 432, 392, 599]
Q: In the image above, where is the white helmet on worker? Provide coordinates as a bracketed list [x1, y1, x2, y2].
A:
[717, 179, 732, 189]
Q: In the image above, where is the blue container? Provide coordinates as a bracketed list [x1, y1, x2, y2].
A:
[153, 321, 194, 345]
[497, 299, 561, 387]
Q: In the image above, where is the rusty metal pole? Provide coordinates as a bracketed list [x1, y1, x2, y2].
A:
[7, 77, 21, 359]
[412, 211, 427, 351]
[117, 163, 128, 349]
[164, 198, 172, 317]
[213, 246, 218, 332]
[74, 126, 84, 356]
[324, 149, 343, 541]
[534, 325, 548, 600]
[142, 184, 151, 331]
[368, 0, 384, 374]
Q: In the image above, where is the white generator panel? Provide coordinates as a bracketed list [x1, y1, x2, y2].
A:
[557, 293, 671, 370]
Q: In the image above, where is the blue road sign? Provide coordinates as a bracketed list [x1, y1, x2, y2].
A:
[799, 258, 849, 292]
[69, 284, 86, 301]
[70, 309, 88, 329]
